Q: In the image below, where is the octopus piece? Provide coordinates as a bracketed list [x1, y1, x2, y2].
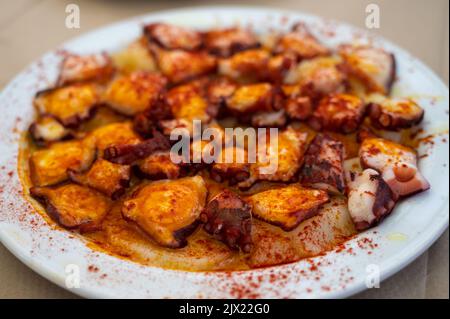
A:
[218, 49, 271, 82]
[30, 183, 111, 233]
[144, 23, 202, 51]
[29, 115, 72, 145]
[103, 130, 171, 165]
[57, 52, 114, 86]
[104, 201, 236, 271]
[112, 37, 157, 74]
[203, 28, 260, 57]
[136, 151, 183, 180]
[226, 83, 282, 114]
[266, 53, 297, 84]
[150, 45, 217, 83]
[34, 83, 100, 128]
[283, 95, 313, 120]
[133, 96, 173, 138]
[347, 168, 396, 230]
[239, 127, 308, 188]
[245, 184, 329, 231]
[159, 118, 194, 136]
[359, 137, 430, 198]
[308, 93, 366, 133]
[250, 110, 287, 128]
[248, 197, 356, 268]
[300, 134, 346, 194]
[210, 146, 250, 185]
[77, 107, 129, 132]
[29, 138, 96, 187]
[274, 23, 329, 60]
[368, 98, 424, 130]
[339, 44, 396, 95]
[89, 121, 142, 156]
[206, 77, 238, 115]
[356, 125, 378, 143]
[247, 219, 298, 268]
[201, 189, 253, 252]
[68, 158, 131, 199]
[103, 71, 168, 116]
[122, 176, 207, 248]
[257, 127, 308, 182]
[165, 81, 212, 123]
[287, 57, 347, 97]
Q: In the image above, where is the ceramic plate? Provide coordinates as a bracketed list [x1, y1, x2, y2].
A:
[0, 6, 448, 298]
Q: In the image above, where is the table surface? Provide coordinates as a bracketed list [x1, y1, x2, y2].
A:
[0, 0, 448, 299]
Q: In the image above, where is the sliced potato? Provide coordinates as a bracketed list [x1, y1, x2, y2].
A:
[106, 223, 235, 271]
[291, 197, 357, 257]
[247, 197, 356, 267]
[246, 219, 298, 268]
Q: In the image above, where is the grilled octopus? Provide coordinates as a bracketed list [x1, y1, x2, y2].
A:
[122, 176, 207, 248]
[57, 52, 114, 86]
[368, 98, 424, 130]
[203, 27, 260, 57]
[339, 44, 396, 95]
[346, 168, 396, 230]
[274, 23, 329, 60]
[300, 134, 346, 194]
[201, 189, 253, 252]
[30, 183, 112, 233]
[34, 83, 101, 128]
[103, 130, 171, 165]
[144, 23, 203, 51]
[25, 20, 433, 261]
[308, 93, 366, 134]
[359, 137, 430, 198]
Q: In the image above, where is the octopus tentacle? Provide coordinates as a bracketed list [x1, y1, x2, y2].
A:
[201, 190, 253, 252]
[347, 168, 396, 230]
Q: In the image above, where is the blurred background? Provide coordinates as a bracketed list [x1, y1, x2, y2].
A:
[0, 0, 448, 298]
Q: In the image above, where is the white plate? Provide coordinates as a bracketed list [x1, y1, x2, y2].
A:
[0, 6, 448, 299]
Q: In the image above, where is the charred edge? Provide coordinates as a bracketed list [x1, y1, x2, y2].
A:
[143, 24, 202, 51]
[202, 191, 253, 252]
[208, 42, 261, 58]
[386, 53, 396, 95]
[300, 134, 345, 193]
[372, 175, 396, 221]
[369, 103, 425, 131]
[103, 131, 171, 165]
[30, 186, 98, 231]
